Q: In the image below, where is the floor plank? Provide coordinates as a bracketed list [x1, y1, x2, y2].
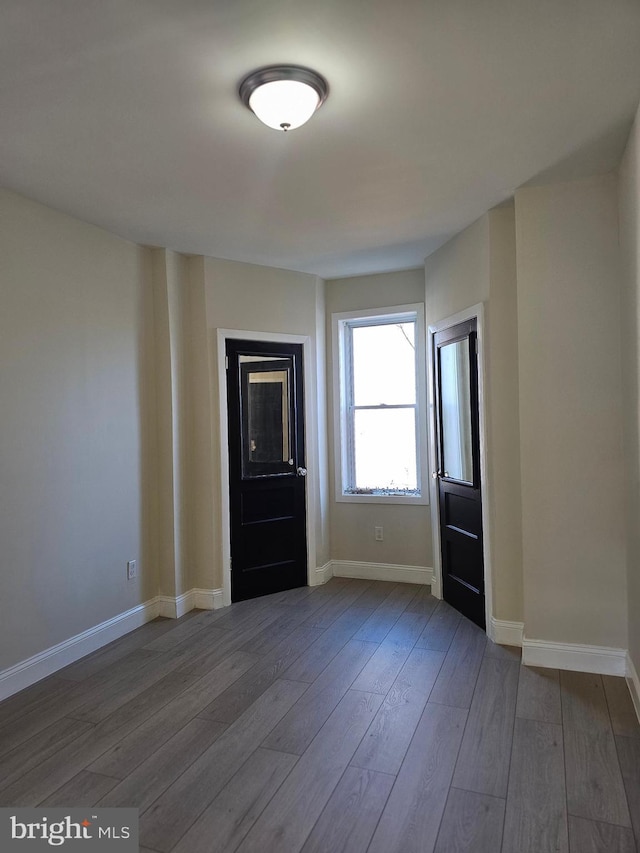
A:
[0, 716, 94, 792]
[516, 665, 562, 725]
[604, 676, 640, 739]
[353, 584, 420, 644]
[197, 626, 323, 724]
[199, 595, 283, 633]
[350, 581, 400, 609]
[262, 639, 377, 755]
[0, 669, 204, 806]
[276, 581, 322, 602]
[404, 586, 439, 616]
[40, 769, 120, 807]
[172, 748, 298, 853]
[568, 815, 637, 853]
[0, 678, 73, 729]
[483, 639, 521, 663]
[560, 671, 632, 828]
[433, 788, 506, 853]
[98, 718, 227, 811]
[235, 690, 384, 853]
[300, 580, 373, 630]
[300, 766, 395, 853]
[351, 647, 445, 775]
[451, 656, 519, 798]
[282, 614, 371, 683]
[351, 612, 428, 694]
[138, 678, 308, 852]
[414, 600, 462, 652]
[69, 656, 202, 724]
[89, 650, 256, 779]
[238, 611, 307, 656]
[57, 618, 176, 681]
[367, 701, 468, 853]
[564, 726, 632, 827]
[560, 670, 610, 733]
[502, 718, 568, 853]
[143, 613, 224, 652]
[0, 648, 162, 756]
[175, 609, 285, 676]
[271, 590, 341, 623]
[428, 618, 486, 709]
[616, 735, 640, 847]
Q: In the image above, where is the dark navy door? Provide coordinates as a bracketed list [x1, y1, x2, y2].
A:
[433, 319, 485, 629]
[226, 339, 307, 602]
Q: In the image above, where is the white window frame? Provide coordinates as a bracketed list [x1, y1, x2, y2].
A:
[332, 303, 429, 505]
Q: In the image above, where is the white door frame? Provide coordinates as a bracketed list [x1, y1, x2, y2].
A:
[427, 303, 494, 634]
[216, 328, 317, 608]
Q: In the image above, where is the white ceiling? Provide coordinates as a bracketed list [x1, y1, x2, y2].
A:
[2, 0, 640, 278]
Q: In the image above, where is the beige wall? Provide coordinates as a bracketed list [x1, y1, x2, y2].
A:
[424, 216, 490, 322]
[184, 256, 217, 591]
[425, 211, 523, 622]
[149, 248, 213, 598]
[516, 176, 627, 647]
[150, 248, 188, 599]
[487, 207, 524, 622]
[619, 105, 640, 674]
[202, 257, 329, 588]
[325, 269, 432, 568]
[0, 190, 153, 671]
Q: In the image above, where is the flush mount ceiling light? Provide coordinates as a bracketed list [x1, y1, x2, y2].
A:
[239, 65, 329, 132]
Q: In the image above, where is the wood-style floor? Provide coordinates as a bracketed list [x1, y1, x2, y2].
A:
[1, 578, 639, 852]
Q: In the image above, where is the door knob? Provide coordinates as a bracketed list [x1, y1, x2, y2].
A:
[297, 467, 307, 477]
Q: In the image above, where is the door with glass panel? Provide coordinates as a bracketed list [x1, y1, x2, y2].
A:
[433, 318, 485, 629]
[226, 339, 307, 602]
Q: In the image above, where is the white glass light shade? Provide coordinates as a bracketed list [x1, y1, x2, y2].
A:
[249, 79, 320, 131]
[239, 66, 329, 133]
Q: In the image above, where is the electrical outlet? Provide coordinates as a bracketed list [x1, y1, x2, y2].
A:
[374, 526, 383, 541]
[127, 560, 137, 580]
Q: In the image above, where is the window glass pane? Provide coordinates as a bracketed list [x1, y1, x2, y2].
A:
[239, 356, 294, 478]
[439, 340, 473, 482]
[352, 322, 416, 406]
[352, 408, 417, 492]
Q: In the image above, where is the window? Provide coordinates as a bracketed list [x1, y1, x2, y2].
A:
[333, 304, 428, 504]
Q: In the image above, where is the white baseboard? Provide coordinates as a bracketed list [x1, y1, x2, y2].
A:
[0, 587, 224, 702]
[312, 562, 333, 586]
[522, 637, 627, 676]
[430, 571, 442, 600]
[489, 617, 524, 647]
[331, 560, 434, 586]
[193, 588, 224, 610]
[627, 652, 640, 725]
[0, 599, 158, 702]
[157, 592, 192, 619]
[157, 587, 223, 618]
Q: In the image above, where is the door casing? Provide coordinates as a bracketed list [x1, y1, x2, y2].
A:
[217, 328, 317, 608]
[427, 303, 494, 634]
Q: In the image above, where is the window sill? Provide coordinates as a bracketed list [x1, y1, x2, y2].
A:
[336, 492, 429, 506]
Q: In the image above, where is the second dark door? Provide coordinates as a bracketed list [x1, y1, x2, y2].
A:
[226, 339, 307, 602]
[433, 318, 485, 629]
